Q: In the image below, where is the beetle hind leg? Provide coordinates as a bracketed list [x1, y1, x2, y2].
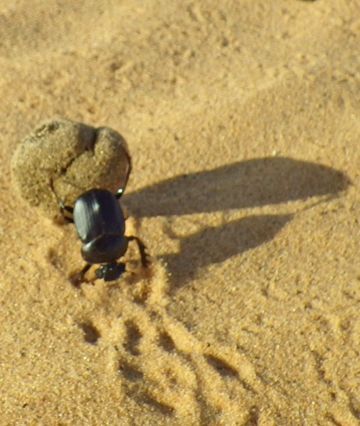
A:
[127, 236, 150, 268]
[69, 263, 91, 287]
[60, 201, 74, 223]
[50, 179, 74, 223]
[115, 149, 132, 199]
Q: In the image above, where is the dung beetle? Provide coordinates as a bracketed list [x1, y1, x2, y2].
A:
[58, 163, 149, 285]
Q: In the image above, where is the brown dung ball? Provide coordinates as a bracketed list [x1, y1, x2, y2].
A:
[11, 118, 131, 219]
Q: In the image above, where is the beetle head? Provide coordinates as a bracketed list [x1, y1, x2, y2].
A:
[95, 262, 126, 281]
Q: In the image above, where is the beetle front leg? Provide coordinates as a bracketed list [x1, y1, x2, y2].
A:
[127, 236, 150, 268]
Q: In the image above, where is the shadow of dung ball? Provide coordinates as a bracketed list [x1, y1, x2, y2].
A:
[11, 118, 131, 219]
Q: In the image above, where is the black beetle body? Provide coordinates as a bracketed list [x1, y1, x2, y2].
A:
[59, 187, 149, 285]
[74, 189, 128, 264]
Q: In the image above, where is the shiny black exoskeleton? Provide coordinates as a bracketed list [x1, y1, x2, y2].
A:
[74, 189, 127, 264]
[60, 187, 149, 285]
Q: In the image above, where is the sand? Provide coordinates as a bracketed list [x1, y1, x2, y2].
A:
[0, 0, 359, 424]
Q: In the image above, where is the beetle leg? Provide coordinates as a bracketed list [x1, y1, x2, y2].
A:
[115, 150, 132, 199]
[127, 236, 150, 268]
[50, 178, 74, 222]
[115, 188, 124, 199]
[122, 148, 132, 189]
[60, 201, 74, 223]
[69, 263, 91, 287]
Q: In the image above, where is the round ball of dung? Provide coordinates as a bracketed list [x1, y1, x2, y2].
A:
[11, 118, 131, 219]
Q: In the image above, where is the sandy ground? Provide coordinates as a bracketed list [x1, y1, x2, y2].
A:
[0, 0, 360, 424]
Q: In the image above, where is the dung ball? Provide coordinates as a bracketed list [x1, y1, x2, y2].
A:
[11, 118, 131, 218]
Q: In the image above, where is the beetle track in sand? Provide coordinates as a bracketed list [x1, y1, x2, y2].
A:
[46, 213, 272, 423]
[75, 259, 270, 425]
